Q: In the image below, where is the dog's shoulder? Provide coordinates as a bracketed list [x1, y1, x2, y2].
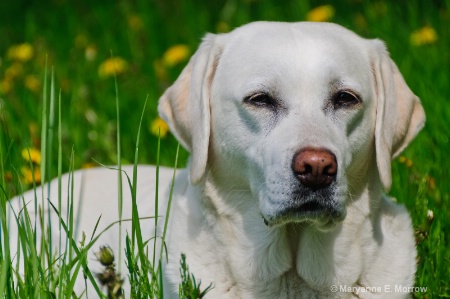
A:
[359, 195, 416, 294]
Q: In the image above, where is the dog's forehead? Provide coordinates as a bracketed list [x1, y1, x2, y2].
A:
[224, 22, 368, 57]
[217, 22, 371, 93]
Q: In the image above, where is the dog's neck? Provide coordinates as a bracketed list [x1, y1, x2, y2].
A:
[193, 161, 384, 294]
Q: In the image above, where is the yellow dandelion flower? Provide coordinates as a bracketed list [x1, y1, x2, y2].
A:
[82, 162, 96, 169]
[21, 147, 41, 165]
[410, 26, 438, 46]
[128, 14, 144, 31]
[306, 5, 335, 22]
[399, 156, 413, 167]
[21, 166, 41, 185]
[5, 63, 23, 79]
[7, 43, 34, 62]
[98, 57, 128, 78]
[405, 159, 413, 168]
[163, 45, 190, 67]
[24, 75, 40, 93]
[150, 117, 169, 138]
[0, 79, 13, 94]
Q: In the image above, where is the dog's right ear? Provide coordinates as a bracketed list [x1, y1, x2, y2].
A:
[158, 34, 222, 184]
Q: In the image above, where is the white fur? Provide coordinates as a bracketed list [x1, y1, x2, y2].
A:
[7, 22, 424, 298]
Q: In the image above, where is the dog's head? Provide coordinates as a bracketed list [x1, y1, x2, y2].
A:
[159, 22, 425, 228]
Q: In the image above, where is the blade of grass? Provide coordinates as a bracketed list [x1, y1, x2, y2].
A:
[14, 191, 44, 297]
[74, 170, 86, 246]
[125, 233, 139, 297]
[0, 119, 10, 296]
[0, 190, 11, 296]
[159, 143, 180, 264]
[0, 114, 6, 227]
[38, 56, 49, 285]
[46, 66, 56, 288]
[47, 67, 56, 185]
[113, 58, 123, 274]
[47, 66, 55, 255]
[130, 96, 152, 290]
[47, 199, 156, 298]
[21, 150, 43, 295]
[49, 202, 105, 298]
[11, 170, 27, 294]
[89, 215, 102, 242]
[67, 253, 84, 297]
[90, 160, 135, 196]
[152, 129, 160, 268]
[61, 148, 75, 296]
[57, 88, 64, 298]
[158, 259, 164, 299]
[67, 148, 75, 287]
[40, 55, 48, 236]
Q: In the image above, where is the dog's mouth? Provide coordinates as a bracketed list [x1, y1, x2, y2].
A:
[261, 185, 346, 227]
[263, 205, 345, 228]
[294, 200, 324, 213]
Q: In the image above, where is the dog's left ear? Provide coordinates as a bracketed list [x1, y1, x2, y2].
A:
[371, 40, 425, 191]
[158, 34, 223, 184]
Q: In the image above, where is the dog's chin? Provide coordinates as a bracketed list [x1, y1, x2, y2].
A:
[262, 204, 346, 229]
[261, 186, 346, 229]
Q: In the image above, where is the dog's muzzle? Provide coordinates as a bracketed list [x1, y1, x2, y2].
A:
[261, 147, 343, 226]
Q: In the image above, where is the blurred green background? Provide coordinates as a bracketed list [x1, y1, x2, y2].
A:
[0, 0, 449, 297]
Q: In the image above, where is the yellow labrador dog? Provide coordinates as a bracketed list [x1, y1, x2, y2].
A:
[8, 22, 425, 298]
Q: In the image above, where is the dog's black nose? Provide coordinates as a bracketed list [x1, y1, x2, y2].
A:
[292, 148, 337, 190]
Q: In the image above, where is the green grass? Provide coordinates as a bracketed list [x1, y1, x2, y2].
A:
[0, 65, 210, 298]
[0, 0, 449, 298]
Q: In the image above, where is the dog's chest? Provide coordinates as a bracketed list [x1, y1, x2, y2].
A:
[219, 269, 350, 299]
[277, 269, 335, 299]
[278, 269, 315, 298]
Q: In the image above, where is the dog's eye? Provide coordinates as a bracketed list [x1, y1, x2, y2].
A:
[244, 93, 277, 108]
[333, 91, 361, 108]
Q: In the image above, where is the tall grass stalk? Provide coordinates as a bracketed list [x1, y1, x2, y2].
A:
[39, 56, 48, 241]
[159, 144, 179, 265]
[152, 129, 160, 269]
[24, 148, 41, 297]
[0, 96, 7, 295]
[46, 66, 56, 287]
[48, 199, 104, 297]
[113, 56, 124, 275]
[0, 62, 211, 298]
[0, 129, 10, 297]
[66, 149, 75, 297]
[57, 88, 64, 298]
[130, 97, 154, 293]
